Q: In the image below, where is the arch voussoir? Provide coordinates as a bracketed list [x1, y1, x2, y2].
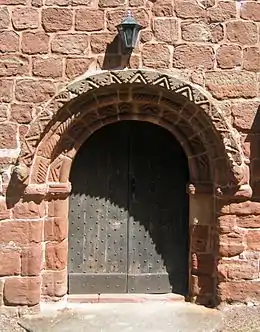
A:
[17, 69, 248, 193]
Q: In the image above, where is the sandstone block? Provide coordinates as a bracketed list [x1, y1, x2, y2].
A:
[247, 230, 260, 251]
[21, 32, 49, 54]
[226, 21, 258, 45]
[65, 57, 94, 79]
[42, 8, 72, 32]
[175, 1, 206, 18]
[205, 72, 257, 99]
[11, 103, 33, 124]
[218, 281, 260, 303]
[12, 7, 39, 30]
[42, 269, 67, 297]
[0, 79, 13, 103]
[4, 277, 41, 305]
[241, 2, 260, 21]
[173, 44, 214, 69]
[216, 44, 242, 69]
[0, 7, 10, 30]
[0, 31, 19, 53]
[45, 239, 68, 270]
[44, 217, 67, 242]
[13, 200, 45, 219]
[142, 43, 170, 68]
[52, 34, 89, 55]
[219, 231, 245, 257]
[15, 79, 55, 103]
[243, 47, 260, 72]
[75, 9, 104, 31]
[154, 18, 178, 44]
[207, 1, 236, 22]
[237, 215, 260, 229]
[0, 123, 17, 148]
[32, 57, 63, 78]
[0, 55, 29, 77]
[0, 249, 20, 276]
[0, 220, 43, 245]
[152, 0, 174, 17]
[21, 244, 42, 276]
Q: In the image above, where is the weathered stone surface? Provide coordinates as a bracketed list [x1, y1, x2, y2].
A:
[153, 18, 179, 44]
[218, 259, 259, 281]
[216, 44, 242, 69]
[241, 2, 260, 21]
[181, 22, 211, 42]
[52, 34, 89, 54]
[75, 9, 104, 31]
[11, 103, 33, 124]
[0, 123, 17, 148]
[243, 47, 260, 72]
[0, 199, 10, 220]
[15, 79, 55, 102]
[0, 249, 20, 276]
[45, 240, 68, 270]
[21, 244, 42, 276]
[205, 72, 257, 99]
[0, 221, 43, 245]
[0, 7, 10, 30]
[0, 279, 4, 306]
[207, 1, 236, 22]
[231, 101, 259, 130]
[90, 33, 115, 53]
[0, 79, 13, 103]
[42, 8, 72, 32]
[65, 57, 94, 79]
[99, 0, 124, 7]
[226, 21, 258, 45]
[0, 31, 19, 53]
[173, 44, 214, 69]
[217, 215, 236, 234]
[152, 0, 174, 17]
[21, 31, 49, 54]
[246, 230, 260, 251]
[219, 231, 245, 257]
[237, 215, 260, 229]
[218, 281, 260, 303]
[12, 7, 39, 30]
[142, 44, 170, 68]
[175, 1, 206, 18]
[32, 57, 63, 78]
[13, 200, 45, 219]
[4, 277, 41, 305]
[44, 218, 67, 242]
[0, 54, 29, 77]
[42, 269, 67, 297]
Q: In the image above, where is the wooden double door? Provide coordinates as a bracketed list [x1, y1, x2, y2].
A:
[68, 121, 189, 295]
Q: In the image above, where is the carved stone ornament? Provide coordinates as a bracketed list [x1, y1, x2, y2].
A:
[18, 69, 248, 190]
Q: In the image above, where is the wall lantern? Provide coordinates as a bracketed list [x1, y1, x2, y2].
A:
[117, 11, 143, 53]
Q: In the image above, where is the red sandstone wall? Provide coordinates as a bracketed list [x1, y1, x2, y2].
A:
[0, 0, 259, 307]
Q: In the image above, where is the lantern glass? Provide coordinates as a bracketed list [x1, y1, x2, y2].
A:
[117, 11, 143, 51]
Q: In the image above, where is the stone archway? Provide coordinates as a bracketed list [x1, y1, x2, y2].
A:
[12, 69, 250, 306]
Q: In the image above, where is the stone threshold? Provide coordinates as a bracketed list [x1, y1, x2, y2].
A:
[67, 293, 185, 304]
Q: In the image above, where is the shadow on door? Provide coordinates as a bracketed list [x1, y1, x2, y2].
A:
[68, 120, 190, 296]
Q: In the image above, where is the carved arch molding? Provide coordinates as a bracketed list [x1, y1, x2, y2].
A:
[17, 69, 249, 192]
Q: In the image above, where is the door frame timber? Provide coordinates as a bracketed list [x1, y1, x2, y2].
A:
[15, 69, 249, 306]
